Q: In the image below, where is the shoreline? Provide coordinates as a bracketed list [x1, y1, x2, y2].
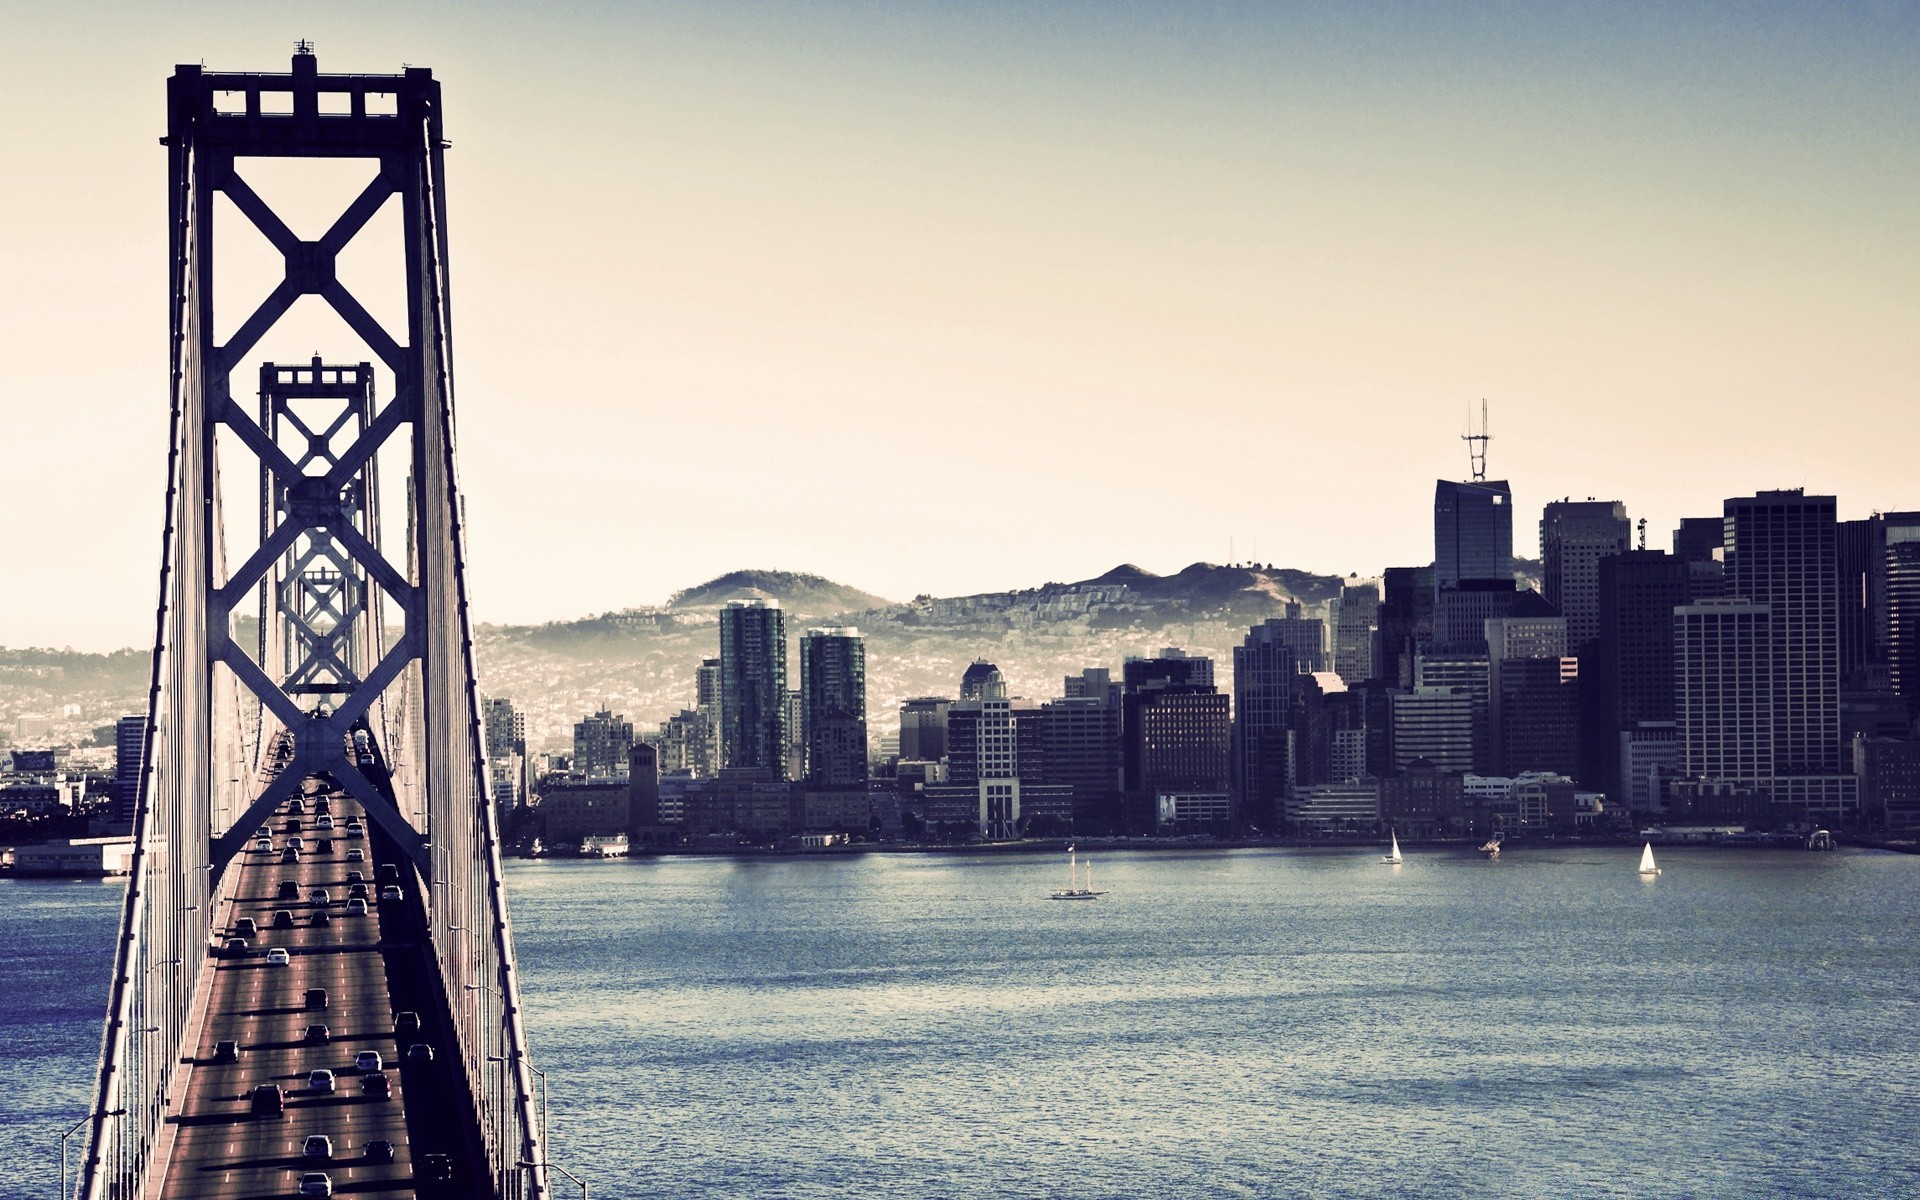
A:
[517, 832, 1920, 863]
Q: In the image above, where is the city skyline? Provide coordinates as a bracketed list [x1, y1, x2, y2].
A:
[3, 2, 1917, 650]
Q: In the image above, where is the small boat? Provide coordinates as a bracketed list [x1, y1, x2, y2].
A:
[1381, 831, 1403, 865]
[1050, 845, 1105, 900]
[1479, 831, 1503, 858]
[1638, 842, 1660, 877]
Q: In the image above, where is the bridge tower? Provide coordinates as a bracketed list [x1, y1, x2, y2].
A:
[79, 47, 547, 1198]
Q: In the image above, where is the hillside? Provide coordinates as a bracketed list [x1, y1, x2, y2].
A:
[667, 570, 891, 617]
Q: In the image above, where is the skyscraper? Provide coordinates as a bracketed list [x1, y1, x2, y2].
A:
[1673, 516, 1726, 599]
[1040, 692, 1121, 832]
[1539, 499, 1630, 654]
[1888, 522, 1920, 717]
[1673, 599, 1774, 816]
[1723, 490, 1853, 819]
[1434, 479, 1514, 593]
[1233, 621, 1304, 830]
[113, 713, 146, 827]
[799, 627, 868, 787]
[1584, 549, 1691, 799]
[1724, 492, 1840, 773]
[719, 599, 788, 778]
[1415, 650, 1492, 773]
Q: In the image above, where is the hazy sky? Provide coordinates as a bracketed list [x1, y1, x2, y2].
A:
[2, 2, 1916, 650]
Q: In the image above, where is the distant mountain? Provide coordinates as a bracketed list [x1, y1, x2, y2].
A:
[667, 570, 892, 618]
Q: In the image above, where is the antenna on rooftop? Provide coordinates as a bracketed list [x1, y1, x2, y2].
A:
[1462, 398, 1491, 482]
[1637, 517, 1647, 550]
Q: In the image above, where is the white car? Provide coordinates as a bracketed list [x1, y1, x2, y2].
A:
[316, 815, 335, 830]
[346, 899, 369, 916]
[355, 1050, 384, 1073]
[345, 848, 364, 862]
[265, 948, 291, 966]
[298, 1173, 332, 1198]
[308, 1068, 336, 1094]
[255, 837, 272, 851]
[302, 1134, 333, 1159]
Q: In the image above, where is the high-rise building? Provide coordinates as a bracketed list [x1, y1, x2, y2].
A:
[1378, 566, 1436, 686]
[482, 697, 525, 761]
[113, 713, 146, 827]
[1331, 582, 1380, 684]
[1390, 688, 1475, 775]
[655, 709, 717, 778]
[898, 697, 952, 761]
[1123, 650, 1230, 832]
[572, 710, 633, 779]
[1233, 622, 1304, 830]
[1539, 500, 1630, 654]
[1415, 651, 1491, 773]
[694, 657, 724, 772]
[1433, 580, 1524, 650]
[1496, 657, 1579, 777]
[933, 664, 1070, 838]
[1723, 491, 1842, 782]
[1887, 518, 1920, 718]
[1486, 598, 1569, 777]
[1673, 599, 1774, 814]
[1584, 550, 1691, 798]
[1242, 602, 1326, 674]
[1040, 693, 1121, 832]
[1673, 515, 1726, 599]
[1434, 479, 1514, 593]
[719, 600, 788, 778]
[1063, 667, 1122, 707]
[799, 627, 868, 787]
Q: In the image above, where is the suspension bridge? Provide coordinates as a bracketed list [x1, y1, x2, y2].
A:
[73, 45, 559, 1199]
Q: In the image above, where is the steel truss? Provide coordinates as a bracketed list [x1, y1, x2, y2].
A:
[80, 47, 546, 1199]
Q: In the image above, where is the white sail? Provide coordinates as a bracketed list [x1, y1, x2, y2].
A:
[1638, 842, 1659, 874]
[1388, 833, 1403, 863]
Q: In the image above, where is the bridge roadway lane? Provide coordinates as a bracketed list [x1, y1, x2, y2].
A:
[159, 787, 475, 1198]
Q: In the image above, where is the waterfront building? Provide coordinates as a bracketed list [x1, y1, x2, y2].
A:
[1379, 759, 1465, 839]
[933, 664, 1071, 839]
[719, 599, 788, 778]
[1540, 500, 1631, 653]
[1619, 722, 1680, 814]
[799, 626, 868, 787]
[1888, 518, 1920, 717]
[1286, 780, 1380, 834]
[1855, 735, 1920, 833]
[1040, 693, 1121, 833]
[1496, 656, 1579, 777]
[539, 778, 631, 844]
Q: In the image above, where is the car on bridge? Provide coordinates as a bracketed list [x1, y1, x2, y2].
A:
[365, 1138, 395, 1163]
[360, 1071, 392, 1100]
[405, 1043, 434, 1065]
[273, 909, 295, 929]
[380, 885, 403, 902]
[278, 880, 301, 899]
[355, 1050, 383, 1073]
[303, 1134, 333, 1159]
[303, 1024, 330, 1043]
[305, 987, 329, 1010]
[211, 1040, 240, 1063]
[266, 948, 290, 966]
[346, 898, 369, 916]
[248, 1083, 285, 1117]
[289, 798, 305, 814]
[233, 917, 257, 936]
[222, 937, 249, 958]
[346, 848, 364, 862]
[394, 1012, 421, 1037]
[280, 848, 301, 864]
[298, 1171, 333, 1197]
[308, 1068, 335, 1094]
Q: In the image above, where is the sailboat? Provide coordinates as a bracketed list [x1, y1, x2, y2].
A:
[1381, 831, 1404, 865]
[1479, 831, 1504, 858]
[1637, 842, 1661, 877]
[1050, 845, 1105, 900]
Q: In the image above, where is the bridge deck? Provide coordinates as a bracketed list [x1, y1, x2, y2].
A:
[159, 786, 482, 1197]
